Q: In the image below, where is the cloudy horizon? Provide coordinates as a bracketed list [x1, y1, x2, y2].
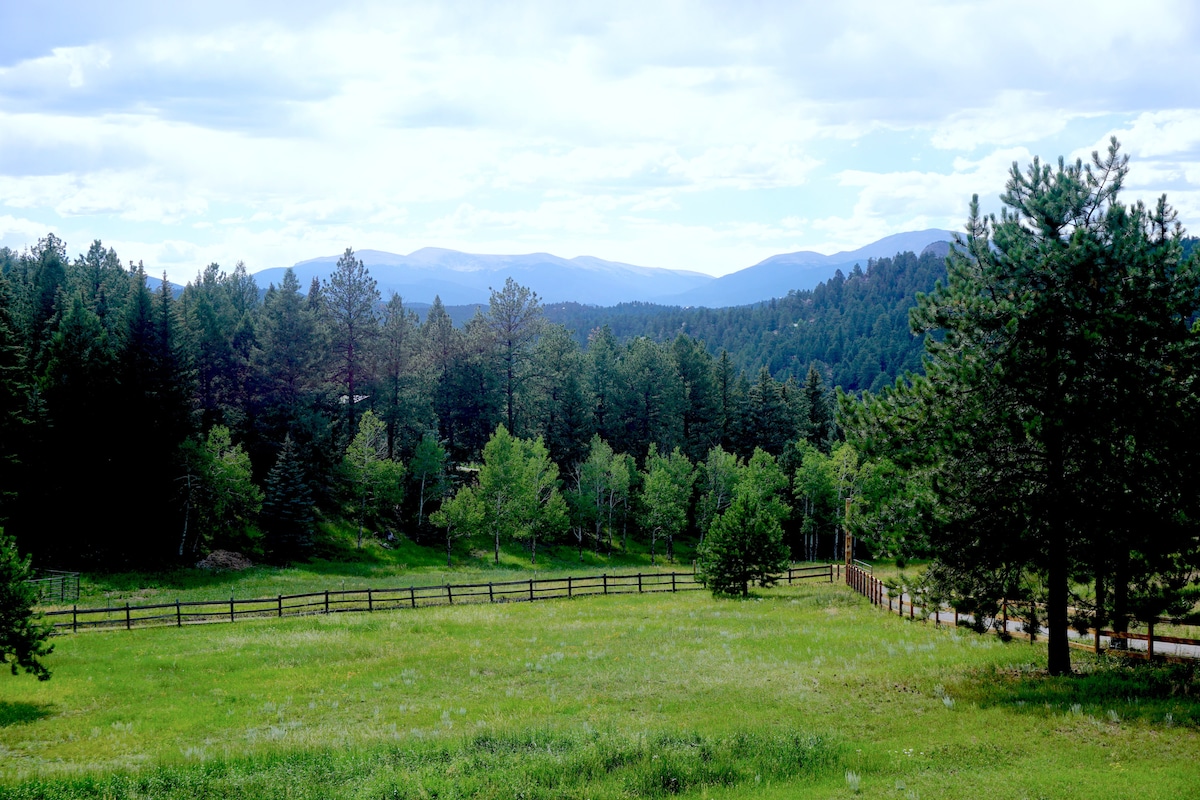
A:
[3, 1, 1199, 284]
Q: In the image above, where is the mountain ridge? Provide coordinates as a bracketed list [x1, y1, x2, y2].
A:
[251, 229, 957, 309]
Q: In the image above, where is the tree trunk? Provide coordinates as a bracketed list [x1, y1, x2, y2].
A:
[1045, 437, 1072, 676]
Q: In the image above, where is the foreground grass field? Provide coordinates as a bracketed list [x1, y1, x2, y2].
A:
[5, 582, 1199, 799]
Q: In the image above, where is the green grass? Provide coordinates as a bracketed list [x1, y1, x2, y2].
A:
[5, 581, 1199, 798]
[56, 523, 704, 610]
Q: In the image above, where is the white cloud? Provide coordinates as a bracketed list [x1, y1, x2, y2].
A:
[1, 2, 1199, 281]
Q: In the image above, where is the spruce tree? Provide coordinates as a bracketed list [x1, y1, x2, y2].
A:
[261, 435, 315, 562]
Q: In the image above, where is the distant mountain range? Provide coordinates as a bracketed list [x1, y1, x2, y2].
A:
[251, 249, 713, 307]
[243, 229, 957, 309]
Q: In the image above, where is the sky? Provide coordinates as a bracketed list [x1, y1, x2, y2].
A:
[2, 1, 1199, 284]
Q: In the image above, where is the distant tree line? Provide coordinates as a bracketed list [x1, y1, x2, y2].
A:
[543, 248, 952, 393]
[0, 241, 901, 571]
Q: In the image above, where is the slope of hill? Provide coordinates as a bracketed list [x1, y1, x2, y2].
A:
[546, 247, 948, 393]
[655, 229, 955, 307]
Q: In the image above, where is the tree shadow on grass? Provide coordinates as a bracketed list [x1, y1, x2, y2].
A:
[0, 701, 53, 727]
[959, 655, 1200, 727]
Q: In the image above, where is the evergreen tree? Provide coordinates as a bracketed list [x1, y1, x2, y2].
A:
[673, 334, 721, 462]
[697, 449, 790, 597]
[0, 531, 53, 681]
[844, 140, 1200, 674]
[586, 325, 622, 444]
[255, 268, 323, 418]
[375, 294, 428, 459]
[261, 435, 315, 562]
[803, 364, 834, 451]
[486, 278, 543, 435]
[324, 248, 380, 429]
[528, 325, 592, 468]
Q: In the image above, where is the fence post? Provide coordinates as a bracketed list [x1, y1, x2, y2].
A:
[1002, 601, 1008, 635]
[410, 586, 416, 609]
[73, 605, 78, 633]
[672, 572, 676, 593]
[278, 595, 283, 618]
[230, 596, 235, 623]
[325, 590, 329, 615]
[125, 602, 131, 631]
[368, 589, 373, 612]
[176, 600, 181, 627]
[567, 576, 572, 598]
[529, 579, 534, 602]
[1148, 621, 1155, 660]
[603, 574, 608, 595]
[489, 583, 494, 603]
[637, 573, 642, 593]
[447, 584, 453, 605]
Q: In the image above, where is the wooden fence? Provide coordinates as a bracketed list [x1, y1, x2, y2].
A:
[45, 564, 836, 634]
[843, 563, 1200, 660]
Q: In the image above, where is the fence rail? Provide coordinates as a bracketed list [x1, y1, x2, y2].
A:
[45, 564, 835, 634]
[843, 563, 1200, 661]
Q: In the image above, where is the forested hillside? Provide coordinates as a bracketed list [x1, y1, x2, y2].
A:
[545, 248, 947, 392]
[0, 238, 878, 570]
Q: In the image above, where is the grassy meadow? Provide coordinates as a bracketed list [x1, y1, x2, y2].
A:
[4, 577, 1200, 799]
[53, 524, 703, 610]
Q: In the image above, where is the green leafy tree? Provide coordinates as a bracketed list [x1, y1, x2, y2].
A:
[0, 531, 52, 680]
[180, 426, 264, 557]
[844, 139, 1200, 674]
[344, 411, 405, 548]
[409, 434, 449, 532]
[640, 445, 695, 565]
[514, 435, 568, 564]
[430, 485, 484, 566]
[696, 446, 741, 546]
[472, 426, 567, 564]
[792, 442, 837, 562]
[697, 449, 790, 597]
